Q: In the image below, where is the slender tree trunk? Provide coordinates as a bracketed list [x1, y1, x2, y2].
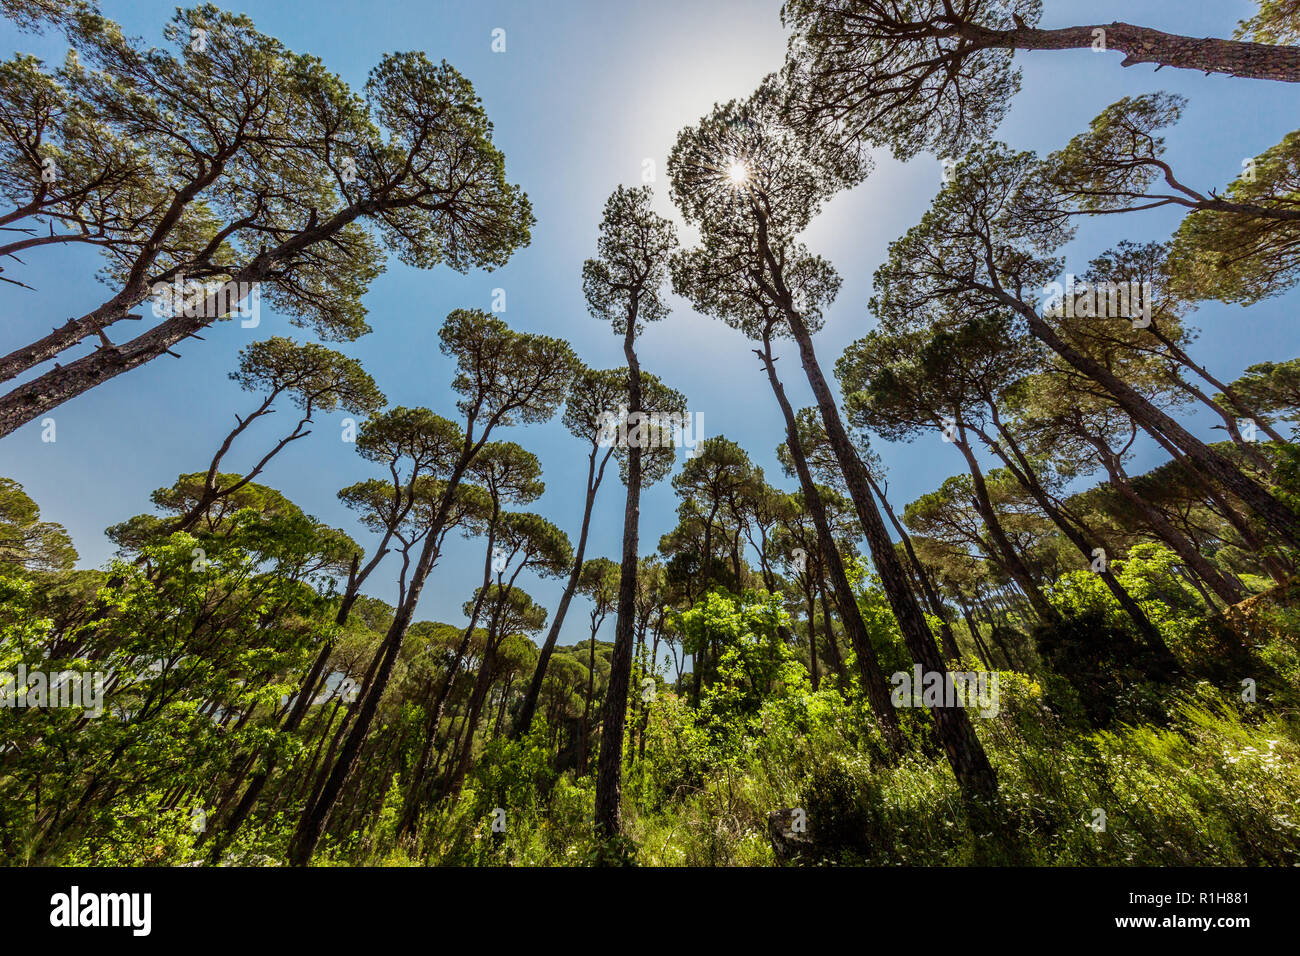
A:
[594, 315, 643, 840]
[442, 639, 501, 800]
[288, 435, 483, 865]
[1137, 420, 1293, 584]
[756, 338, 904, 750]
[955, 595, 992, 669]
[396, 513, 501, 836]
[952, 430, 1059, 623]
[580, 632, 598, 775]
[513, 448, 611, 738]
[818, 583, 847, 684]
[776, 305, 997, 799]
[867, 473, 961, 660]
[1151, 324, 1287, 445]
[804, 583, 820, 691]
[207, 545, 390, 857]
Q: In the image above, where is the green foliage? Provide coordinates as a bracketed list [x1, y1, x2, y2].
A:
[0, 478, 77, 572]
[684, 590, 802, 743]
[1048, 544, 1207, 650]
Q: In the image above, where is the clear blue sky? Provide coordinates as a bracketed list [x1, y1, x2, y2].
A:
[3, 0, 1298, 654]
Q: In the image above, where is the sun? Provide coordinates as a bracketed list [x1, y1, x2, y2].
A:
[725, 159, 749, 186]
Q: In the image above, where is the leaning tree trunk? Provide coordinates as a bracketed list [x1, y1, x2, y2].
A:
[206, 541, 394, 859]
[804, 581, 821, 691]
[951, 430, 1060, 625]
[1016, 303, 1300, 547]
[0, 200, 385, 438]
[961, 20, 1300, 82]
[287, 442, 479, 866]
[1151, 324, 1288, 445]
[757, 340, 905, 751]
[779, 304, 999, 801]
[818, 583, 848, 682]
[397, 515, 499, 837]
[441, 636, 502, 801]
[869, 475, 962, 661]
[514, 448, 610, 739]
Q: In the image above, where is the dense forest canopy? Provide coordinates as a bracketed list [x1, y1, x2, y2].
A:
[2, 0, 1300, 868]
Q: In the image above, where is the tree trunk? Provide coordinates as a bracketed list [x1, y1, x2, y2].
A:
[962, 20, 1300, 82]
[870, 475, 961, 660]
[804, 583, 820, 691]
[513, 447, 611, 739]
[593, 317, 643, 840]
[1018, 305, 1299, 546]
[818, 583, 848, 683]
[951, 429, 1059, 623]
[287, 432, 483, 865]
[757, 339, 904, 750]
[778, 307, 998, 799]
[396, 517, 500, 836]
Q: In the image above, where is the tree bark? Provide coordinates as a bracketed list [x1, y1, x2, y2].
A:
[960, 20, 1300, 83]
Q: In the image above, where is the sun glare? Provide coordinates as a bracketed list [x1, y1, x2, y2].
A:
[725, 159, 749, 186]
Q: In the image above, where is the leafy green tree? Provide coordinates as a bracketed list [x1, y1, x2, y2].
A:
[685, 591, 803, 743]
[288, 310, 577, 865]
[583, 184, 679, 839]
[441, 512, 570, 798]
[0, 477, 76, 571]
[1047, 94, 1300, 226]
[1237, 1, 1300, 43]
[169, 338, 385, 535]
[672, 77, 996, 785]
[1223, 359, 1300, 437]
[0, 4, 532, 436]
[397, 441, 543, 831]
[782, 0, 1300, 166]
[5, 504, 345, 862]
[671, 436, 755, 591]
[1169, 130, 1300, 304]
[872, 140, 1300, 547]
[515, 368, 685, 741]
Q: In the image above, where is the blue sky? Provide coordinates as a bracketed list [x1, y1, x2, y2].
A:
[3, 0, 1298, 656]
